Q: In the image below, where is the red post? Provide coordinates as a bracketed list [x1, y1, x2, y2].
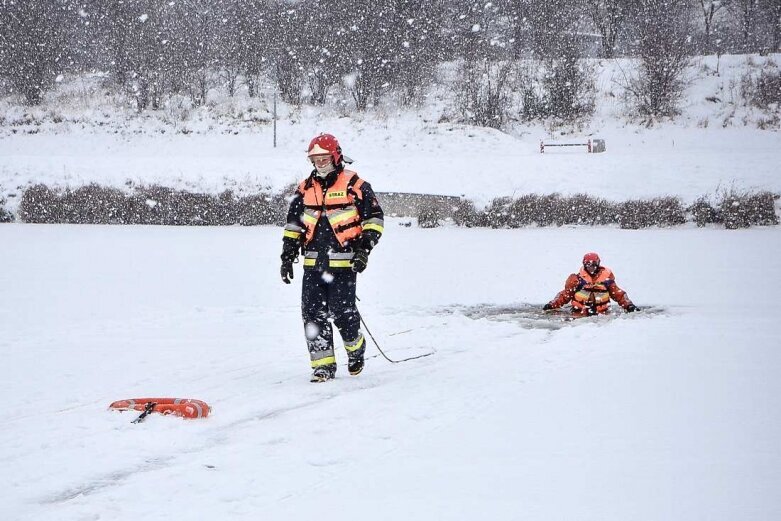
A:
[540, 140, 544, 154]
[587, 139, 592, 153]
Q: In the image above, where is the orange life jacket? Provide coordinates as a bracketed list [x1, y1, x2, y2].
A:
[298, 170, 364, 246]
[571, 267, 614, 314]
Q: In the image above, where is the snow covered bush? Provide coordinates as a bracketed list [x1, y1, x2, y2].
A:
[18, 185, 61, 223]
[417, 205, 441, 229]
[14, 183, 778, 230]
[483, 197, 514, 228]
[554, 195, 618, 226]
[719, 189, 779, 229]
[689, 196, 721, 227]
[517, 64, 547, 121]
[618, 197, 686, 229]
[214, 190, 239, 226]
[507, 194, 543, 227]
[452, 199, 482, 228]
[133, 186, 228, 226]
[540, 50, 596, 122]
[481, 194, 620, 228]
[235, 193, 287, 226]
[0, 199, 13, 223]
[61, 184, 128, 224]
[740, 65, 781, 110]
[162, 95, 194, 125]
[456, 59, 513, 129]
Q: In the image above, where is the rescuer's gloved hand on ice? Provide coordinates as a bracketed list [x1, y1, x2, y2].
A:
[542, 303, 553, 311]
[625, 304, 639, 313]
[352, 249, 369, 273]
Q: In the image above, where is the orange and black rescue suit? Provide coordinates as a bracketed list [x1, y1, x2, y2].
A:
[281, 166, 384, 371]
[547, 266, 634, 316]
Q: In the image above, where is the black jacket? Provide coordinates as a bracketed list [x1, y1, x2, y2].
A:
[281, 166, 384, 271]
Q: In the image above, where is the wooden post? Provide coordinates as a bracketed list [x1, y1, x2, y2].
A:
[273, 92, 277, 148]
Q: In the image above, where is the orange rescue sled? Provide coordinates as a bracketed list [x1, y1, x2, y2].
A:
[109, 397, 211, 419]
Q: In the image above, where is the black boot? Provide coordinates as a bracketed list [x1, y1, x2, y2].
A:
[348, 347, 365, 376]
[310, 364, 336, 383]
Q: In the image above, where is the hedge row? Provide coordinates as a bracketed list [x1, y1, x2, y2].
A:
[0, 200, 13, 223]
[427, 191, 778, 229]
[5, 184, 779, 230]
[16, 184, 288, 226]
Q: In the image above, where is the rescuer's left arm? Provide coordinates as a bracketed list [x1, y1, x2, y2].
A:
[354, 181, 384, 252]
[606, 279, 636, 311]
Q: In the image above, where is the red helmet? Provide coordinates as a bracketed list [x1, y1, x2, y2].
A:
[582, 252, 601, 266]
[307, 133, 343, 165]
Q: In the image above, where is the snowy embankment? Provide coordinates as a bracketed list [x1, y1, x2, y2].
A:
[1, 222, 779, 520]
[1, 53, 780, 214]
[1, 124, 779, 213]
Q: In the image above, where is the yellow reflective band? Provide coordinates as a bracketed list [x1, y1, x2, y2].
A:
[311, 356, 336, 368]
[302, 213, 318, 225]
[329, 260, 352, 268]
[304, 258, 316, 266]
[362, 223, 384, 234]
[283, 230, 302, 239]
[345, 336, 365, 352]
[329, 209, 358, 224]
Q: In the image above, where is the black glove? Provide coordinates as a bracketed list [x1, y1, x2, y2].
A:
[352, 249, 369, 273]
[280, 236, 300, 284]
[358, 231, 379, 251]
[542, 303, 553, 311]
[625, 304, 639, 313]
[281, 262, 294, 284]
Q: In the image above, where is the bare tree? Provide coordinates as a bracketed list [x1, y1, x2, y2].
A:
[758, 0, 780, 51]
[174, 0, 219, 106]
[341, 0, 401, 110]
[269, 2, 304, 105]
[298, 0, 349, 105]
[456, 58, 513, 128]
[214, 2, 243, 97]
[542, 36, 596, 120]
[0, 0, 71, 105]
[698, 0, 730, 52]
[390, 0, 446, 106]
[729, 0, 761, 51]
[508, 0, 585, 58]
[623, 0, 693, 120]
[236, 0, 274, 98]
[584, 0, 629, 58]
[449, 0, 511, 60]
[91, 0, 172, 110]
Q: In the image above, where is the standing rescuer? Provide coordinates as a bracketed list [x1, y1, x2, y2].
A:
[280, 133, 384, 382]
[543, 252, 638, 316]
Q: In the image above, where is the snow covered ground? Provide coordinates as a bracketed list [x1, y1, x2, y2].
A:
[1, 222, 780, 520]
[1, 52, 780, 520]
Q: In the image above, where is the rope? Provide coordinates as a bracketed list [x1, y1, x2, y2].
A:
[356, 298, 434, 364]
